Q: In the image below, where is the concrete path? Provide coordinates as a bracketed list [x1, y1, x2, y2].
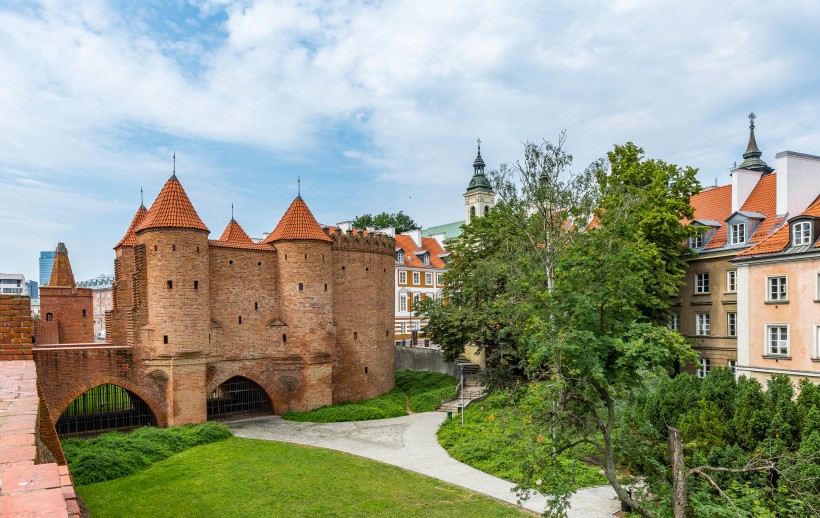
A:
[229, 412, 619, 517]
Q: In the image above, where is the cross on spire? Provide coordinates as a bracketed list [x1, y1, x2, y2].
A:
[140, 186, 145, 209]
[231, 202, 234, 222]
[477, 138, 481, 156]
[298, 176, 301, 197]
[748, 112, 756, 130]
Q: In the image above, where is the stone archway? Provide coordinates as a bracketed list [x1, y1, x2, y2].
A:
[55, 383, 157, 438]
[206, 376, 274, 422]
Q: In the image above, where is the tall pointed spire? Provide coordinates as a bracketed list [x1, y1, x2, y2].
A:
[170, 151, 177, 181]
[262, 196, 332, 243]
[231, 203, 235, 223]
[135, 174, 209, 233]
[115, 203, 149, 248]
[140, 187, 146, 210]
[472, 138, 485, 174]
[738, 112, 773, 173]
[48, 242, 76, 288]
[466, 138, 493, 194]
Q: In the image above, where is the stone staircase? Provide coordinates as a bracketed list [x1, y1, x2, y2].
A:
[437, 356, 487, 413]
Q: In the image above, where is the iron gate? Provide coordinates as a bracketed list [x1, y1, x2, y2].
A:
[207, 376, 273, 421]
[56, 384, 156, 438]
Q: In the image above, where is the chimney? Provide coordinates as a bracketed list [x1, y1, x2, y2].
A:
[401, 229, 422, 247]
[731, 168, 764, 213]
[775, 151, 820, 217]
[336, 221, 353, 232]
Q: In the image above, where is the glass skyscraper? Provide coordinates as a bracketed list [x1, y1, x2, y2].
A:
[39, 251, 55, 286]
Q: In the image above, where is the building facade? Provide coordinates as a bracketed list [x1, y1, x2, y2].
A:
[678, 119, 820, 381]
[0, 273, 27, 296]
[39, 251, 55, 287]
[76, 274, 114, 340]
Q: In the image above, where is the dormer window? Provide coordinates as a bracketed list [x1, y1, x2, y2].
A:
[729, 223, 746, 245]
[422, 253, 430, 266]
[689, 235, 703, 248]
[396, 250, 404, 263]
[793, 221, 812, 246]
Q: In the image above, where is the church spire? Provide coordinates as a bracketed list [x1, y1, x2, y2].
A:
[738, 112, 773, 173]
[472, 138, 485, 175]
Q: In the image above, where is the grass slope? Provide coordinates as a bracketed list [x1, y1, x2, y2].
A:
[437, 392, 606, 489]
[78, 437, 531, 518]
[284, 371, 458, 422]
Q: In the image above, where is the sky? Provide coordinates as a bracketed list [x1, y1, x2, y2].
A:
[2, 0, 820, 283]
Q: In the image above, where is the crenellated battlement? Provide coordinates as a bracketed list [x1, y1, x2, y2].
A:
[324, 226, 395, 255]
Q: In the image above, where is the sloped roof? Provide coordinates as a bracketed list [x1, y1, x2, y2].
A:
[421, 220, 464, 241]
[395, 234, 448, 269]
[48, 242, 76, 288]
[114, 205, 148, 248]
[262, 196, 332, 243]
[211, 218, 275, 250]
[135, 176, 209, 233]
[739, 195, 820, 256]
[687, 184, 732, 249]
[739, 174, 779, 244]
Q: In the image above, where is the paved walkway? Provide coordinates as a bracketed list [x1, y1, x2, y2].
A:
[229, 412, 619, 517]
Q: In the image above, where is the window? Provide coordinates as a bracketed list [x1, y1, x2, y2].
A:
[696, 357, 710, 379]
[726, 270, 737, 293]
[399, 271, 407, 284]
[422, 254, 430, 265]
[167, 280, 173, 289]
[815, 324, 820, 359]
[46, 313, 52, 321]
[730, 223, 746, 245]
[766, 325, 789, 356]
[793, 221, 812, 246]
[728, 360, 737, 374]
[437, 273, 443, 285]
[396, 251, 404, 263]
[194, 280, 199, 290]
[695, 272, 709, 294]
[696, 313, 710, 336]
[298, 282, 304, 291]
[767, 276, 787, 302]
[163, 335, 169, 344]
[238, 316, 242, 324]
[484, 205, 490, 215]
[414, 294, 421, 309]
[727, 312, 737, 337]
[690, 235, 703, 248]
[82, 309, 87, 317]
[668, 314, 680, 332]
[399, 295, 407, 312]
[412, 272, 420, 285]
[425, 273, 433, 285]
[470, 206, 476, 217]
[399, 322, 406, 334]
[282, 334, 287, 343]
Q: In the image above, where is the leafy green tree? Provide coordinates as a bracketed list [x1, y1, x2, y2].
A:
[351, 211, 418, 232]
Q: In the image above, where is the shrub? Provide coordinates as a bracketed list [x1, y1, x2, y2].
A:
[64, 423, 233, 486]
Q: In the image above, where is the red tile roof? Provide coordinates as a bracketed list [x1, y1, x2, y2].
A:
[740, 195, 820, 256]
[114, 206, 148, 248]
[135, 176, 209, 233]
[217, 219, 253, 245]
[210, 218, 275, 250]
[262, 196, 332, 243]
[395, 234, 448, 269]
[687, 175, 779, 251]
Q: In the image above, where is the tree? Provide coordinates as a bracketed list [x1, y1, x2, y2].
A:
[351, 211, 418, 233]
[422, 135, 700, 516]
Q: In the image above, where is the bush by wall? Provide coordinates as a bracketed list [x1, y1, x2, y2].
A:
[63, 422, 232, 486]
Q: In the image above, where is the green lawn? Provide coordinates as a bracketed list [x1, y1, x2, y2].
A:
[283, 371, 458, 422]
[78, 437, 532, 518]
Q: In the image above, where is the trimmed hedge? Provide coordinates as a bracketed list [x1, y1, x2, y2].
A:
[63, 422, 232, 486]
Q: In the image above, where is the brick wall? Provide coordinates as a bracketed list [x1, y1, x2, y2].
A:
[0, 295, 32, 360]
[38, 287, 93, 344]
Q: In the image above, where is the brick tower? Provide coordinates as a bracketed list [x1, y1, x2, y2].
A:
[133, 171, 211, 424]
[262, 195, 335, 408]
[38, 243, 93, 344]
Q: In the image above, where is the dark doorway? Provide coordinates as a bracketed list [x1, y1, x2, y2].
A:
[207, 376, 273, 422]
[56, 384, 156, 439]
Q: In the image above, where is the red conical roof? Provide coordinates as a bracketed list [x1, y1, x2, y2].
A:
[218, 219, 254, 245]
[262, 196, 332, 243]
[48, 242, 76, 288]
[114, 205, 149, 248]
[135, 176, 209, 233]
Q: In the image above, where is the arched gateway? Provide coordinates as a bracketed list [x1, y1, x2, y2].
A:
[56, 384, 156, 438]
[207, 376, 273, 421]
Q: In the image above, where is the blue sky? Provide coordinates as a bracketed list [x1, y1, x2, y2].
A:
[2, 0, 820, 283]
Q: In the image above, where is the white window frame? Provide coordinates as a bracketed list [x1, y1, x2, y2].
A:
[765, 324, 789, 356]
[696, 313, 710, 336]
[813, 323, 820, 359]
[727, 312, 737, 337]
[425, 272, 433, 285]
[766, 275, 788, 302]
[730, 223, 746, 245]
[695, 272, 709, 294]
[726, 270, 737, 293]
[399, 295, 407, 312]
[696, 357, 710, 379]
[728, 360, 737, 374]
[690, 235, 703, 249]
[793, 221, 812, 246]
[399, 322, 407, 334]
[668, 314, 680, 332]
[422, 254, 430, 265]
[396, 250, 404, 263]
[399, 271, 407, 284]
[412, 272, 420, 285]
[437, 273, 443, 285]
[413, 294, 421, 308]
